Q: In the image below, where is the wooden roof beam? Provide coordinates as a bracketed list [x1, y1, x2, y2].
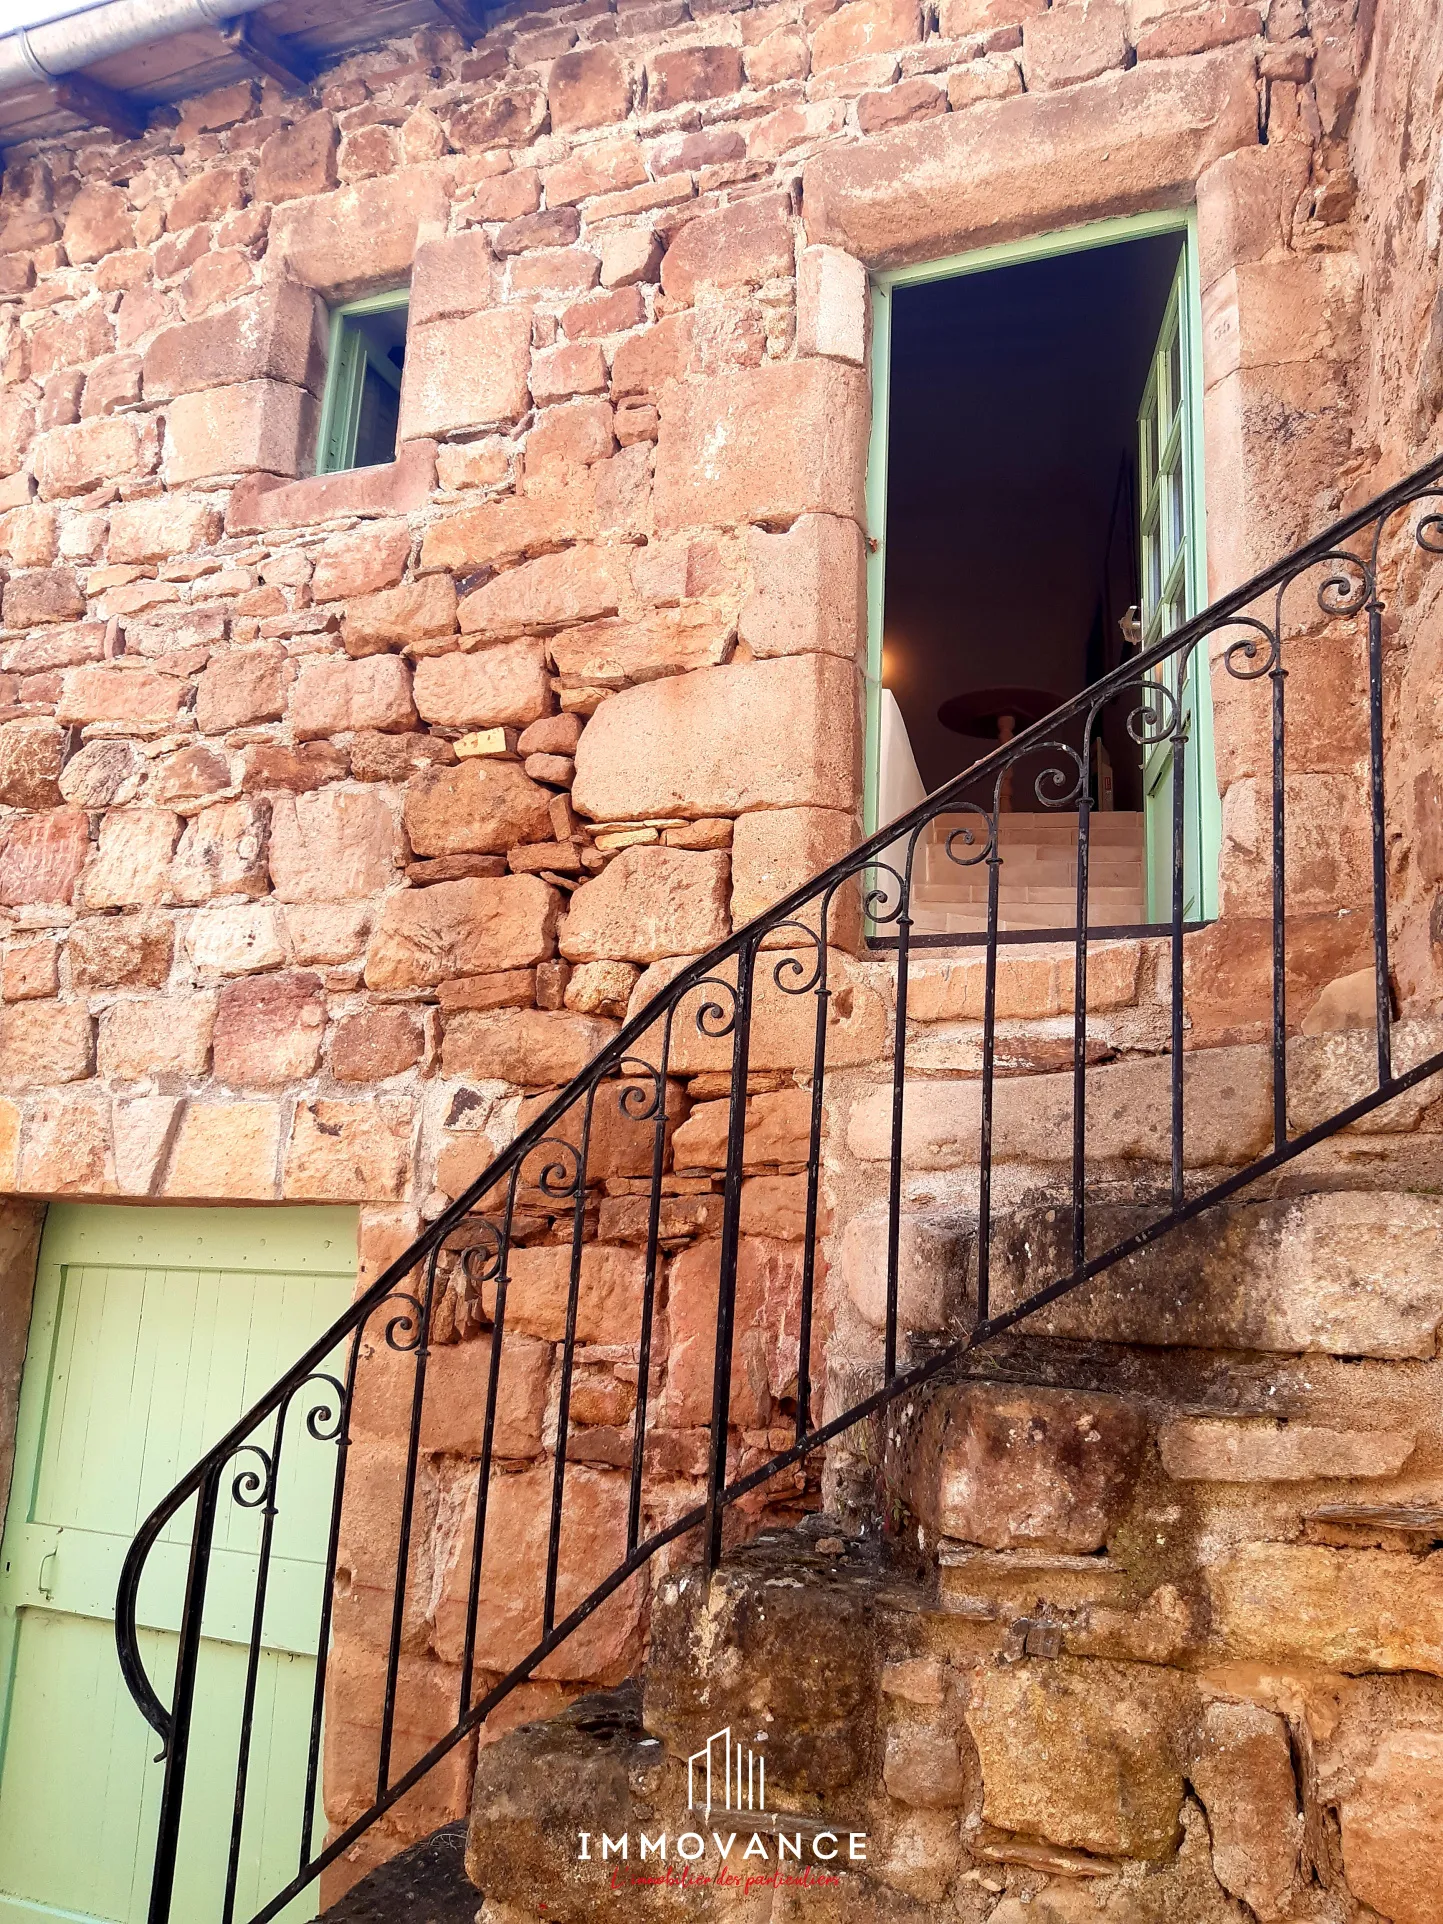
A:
[49, 70, 145, 141]
[220, 14, 316, 94]
[430, 0, 488, 43]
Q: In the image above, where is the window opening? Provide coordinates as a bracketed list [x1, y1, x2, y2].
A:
[315, 288, 409, 476]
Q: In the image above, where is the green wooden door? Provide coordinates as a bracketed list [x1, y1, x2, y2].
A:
[1139, 238, 1221, 923]
[0, 1206, 356, 1924]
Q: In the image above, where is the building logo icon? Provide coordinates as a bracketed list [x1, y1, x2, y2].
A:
[686, 1727, 766, 1815]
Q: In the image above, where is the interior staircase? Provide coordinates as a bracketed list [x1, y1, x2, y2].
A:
[909, 810, 1146, 935]
[112, 454, 1443, 1924]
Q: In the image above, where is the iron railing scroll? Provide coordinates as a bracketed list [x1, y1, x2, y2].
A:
[115, 454, 1443, 1923]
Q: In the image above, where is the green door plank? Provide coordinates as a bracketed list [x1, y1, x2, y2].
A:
[0, 1206, 356, 1924]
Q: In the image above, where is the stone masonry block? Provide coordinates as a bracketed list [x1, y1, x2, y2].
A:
[398, 307, 532, 442]
[796, 246, 869, 364]
[164, 382, 317, 486]
[886, 1380, 1146, 1552]
[659, 192, 795, 303]
[1340, 1730, 1443, 1924]
[738, 513, 867, 660]
[572, 653, 861, 820]
[266, 168, 450, 300]
[841, 1204, 968, 1334]
[655, 359, 869, 529]
[409, 231, 497, 327]
[559, 846, 732, 963]
[142, 283, 327, 402]
[802, 48, 1258, 267]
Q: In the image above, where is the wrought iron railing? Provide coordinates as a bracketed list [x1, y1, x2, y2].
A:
[116, 455, 1443, 1922]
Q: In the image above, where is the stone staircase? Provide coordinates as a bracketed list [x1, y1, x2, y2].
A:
[909, 811, 1146, 936]
[328, 1185, 1443, 1924]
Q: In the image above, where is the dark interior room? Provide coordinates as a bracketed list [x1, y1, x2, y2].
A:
[881, 231, 1187, 813]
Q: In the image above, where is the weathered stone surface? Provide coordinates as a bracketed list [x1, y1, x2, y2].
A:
[802, 49, 1258, 267]
[482, 1243, 643, 1345]
[655, 360, 869, 529]
[213, 971, 326, 1087]
[164, 381, 315, 486]
[548, 606, 735, 688]
[365, 877, 560, 990]
[0, 1002, 94, 1090]
[69, 913, 173, 989]
[730, 806, 856, 933]
[399, 308, 533, 442]
[966, 1659, 1194, 1860]
[548, 46, 631, 130]
[413, 644, 552, 728]
[186, 903, 288, 976]
[1159, 1418, 1416, 1481]
[647, 43, 744, 108]
[166, 1102, 282, 1200]
[1189, 1701, 1301, 1921]
[142, 284, 326, 401]
[267, 168, 450, 300]
[290, 656, 417, 739]
[227, 441, 437, 535]
[111, 1096, 184, 1197]
[1022, 0, 1128, 90]
[284, 1099, 409, 1200]
[196, 643, 286, 735]
[62, 184, 134, 264]
[663, 1235, 803, 1430]
[848, 1045, 1271, 1170]
[170, 798, 270, 904]
[77, 809, 182, 909]
[108, 496, 223, 564]
[837, 1204, 968, 1335]
[331, 1007, 424, 1083]
[888, 1382, 1146, 1552]
[458, 548, 624, 643]
[33, 416, 145, 499]
[573, 655, 860, 820]
[990, 1191, 1443, 1358]
[409, 230, 497, 328]
[255, 111, 338, 203]
[435, 1464, 643, 1680]
[343, 576, 457, 656]
[1207, 1544, 1443, 1676]
[660, 193, 794, 303]
[671, 1087, 812, 1172]
[812, 0, 921, 70]
[883, 1723, 971, 1810]
[1340, 1729, 1443, 1924]
[559, 847, 731, 964]
[268, 788, 399, 902]
[100, 996, 214, 1081]
[2, 566, 84, 628]
[0, 809, 91, 908]
[739, 513, 868, 660]
[17, 1095, 112, 1195]
[310, 523, 412, 603]
[441, 1008, 616, 1085]
[404, 759, 554, 857]
[0, 721, 64, 808]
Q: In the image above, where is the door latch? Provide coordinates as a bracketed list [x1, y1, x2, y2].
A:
[37, 1549, 56, 1599]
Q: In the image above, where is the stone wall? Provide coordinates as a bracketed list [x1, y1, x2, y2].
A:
[0, 0, 1436, 1904]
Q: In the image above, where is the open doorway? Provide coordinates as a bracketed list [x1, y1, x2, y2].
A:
[868, 217, 1218, 940]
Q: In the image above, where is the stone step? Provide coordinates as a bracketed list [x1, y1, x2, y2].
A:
[924, 811, 1146, 849]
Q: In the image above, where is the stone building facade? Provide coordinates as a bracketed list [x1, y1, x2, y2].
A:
[0, 0, 1442, 1917]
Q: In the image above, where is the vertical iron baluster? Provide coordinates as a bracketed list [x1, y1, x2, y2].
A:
[147, 1467, 221, 1924]
[884, 848, 917, 1382]
[223, 1417, 287, 1924]
[1366, 592, 1393, 1084]
[544, 1092, 597, 1635]
[1170, 661, 1188, 1209]
[377, 1253, 439, 1797]
[976, 825, 1001, 1329]
[628, 1022, 674, 1555]
[460, 1176, 519, 1716]
[1270, 646, 1288, 1151]
[299, 1335, 358, 1874]
[795, 905, 831, 1443]
[1071, 792, 1092, 1272]
[704, 941, 757, 1574]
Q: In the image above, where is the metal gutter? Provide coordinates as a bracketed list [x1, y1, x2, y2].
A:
[0, 0, 267, 96]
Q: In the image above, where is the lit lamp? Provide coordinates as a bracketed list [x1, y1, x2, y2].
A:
[936, 686, 1063, 811]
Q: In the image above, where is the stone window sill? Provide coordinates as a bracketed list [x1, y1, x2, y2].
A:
[226, 439, 437, 536]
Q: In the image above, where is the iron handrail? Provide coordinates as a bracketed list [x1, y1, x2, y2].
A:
[115, 451, 1443, 1922]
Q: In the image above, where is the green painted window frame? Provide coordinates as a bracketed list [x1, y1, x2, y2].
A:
[863, 208, 1220, 923]
[314, 286, 410, 477]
